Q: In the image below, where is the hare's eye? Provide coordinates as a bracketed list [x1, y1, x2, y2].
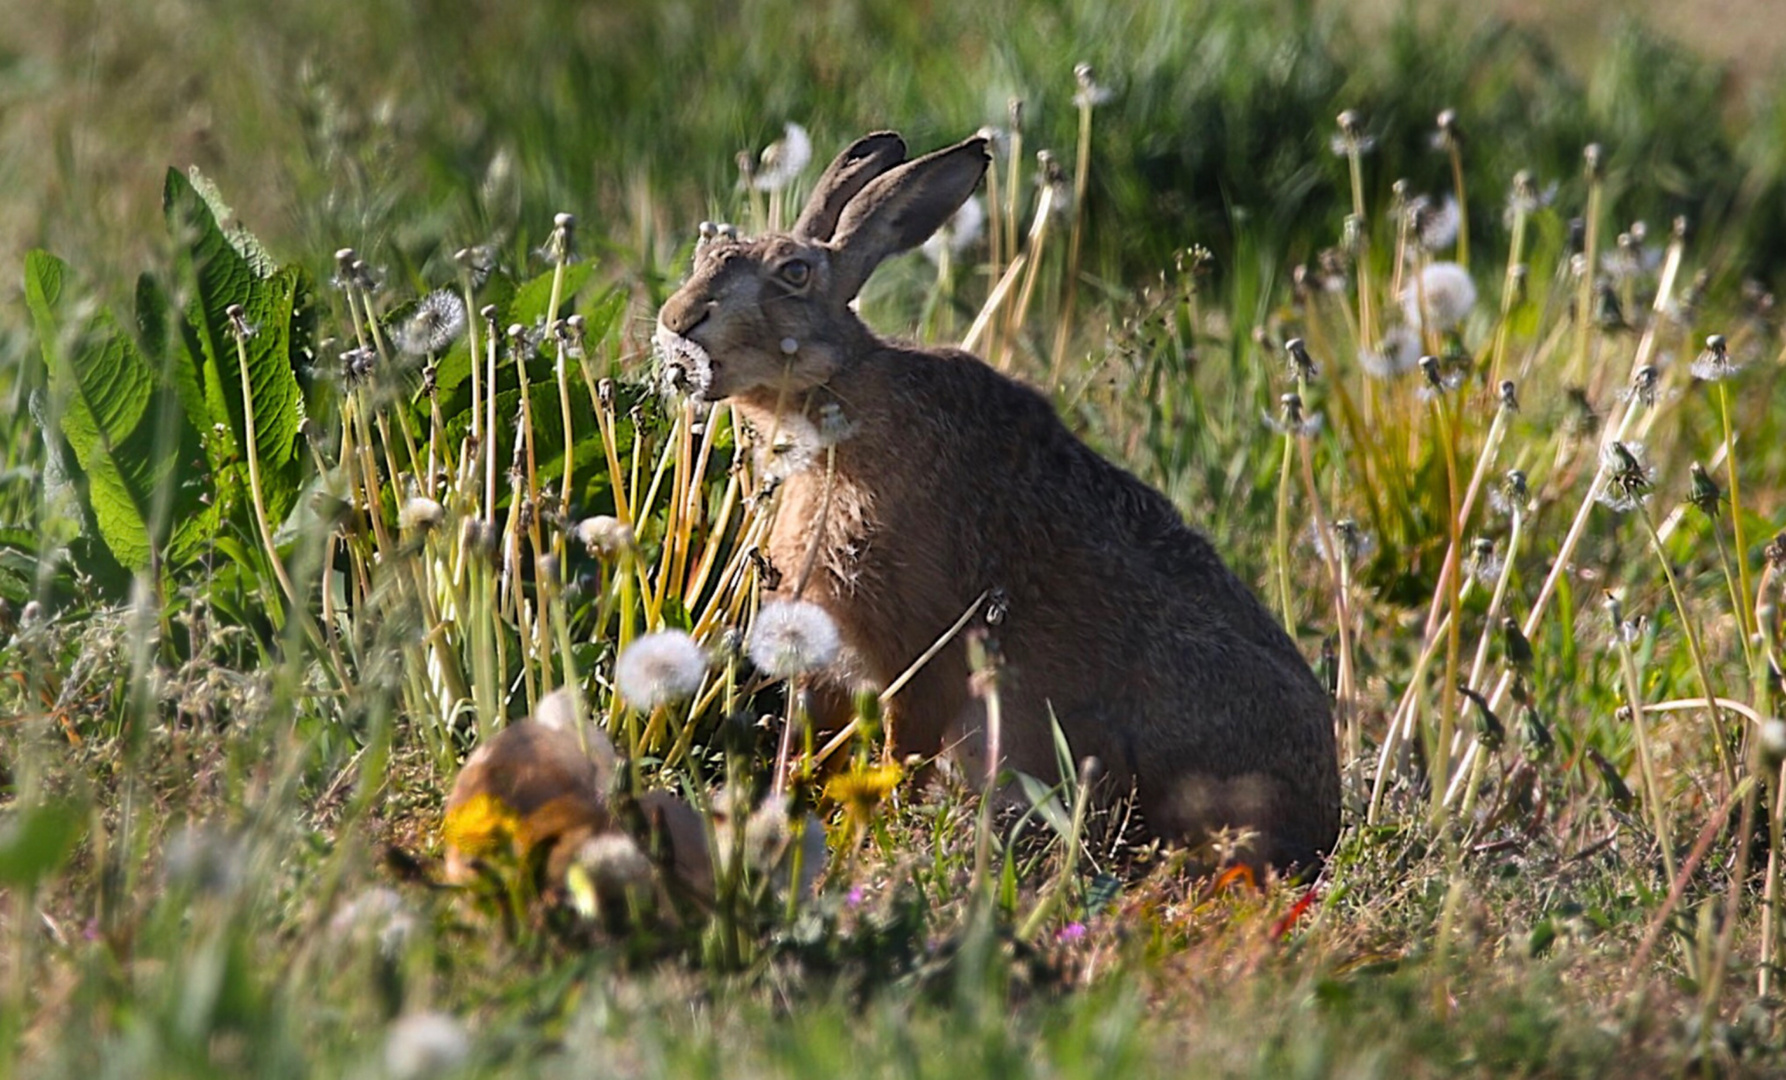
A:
[777, 259, 812, 288]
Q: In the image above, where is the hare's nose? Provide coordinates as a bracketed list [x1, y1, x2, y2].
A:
[660, 294, 714, 337]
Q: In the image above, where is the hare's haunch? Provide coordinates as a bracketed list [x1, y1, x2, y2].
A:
[657, 132, 1339, 867]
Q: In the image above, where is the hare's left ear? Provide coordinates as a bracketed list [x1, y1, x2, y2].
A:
[792, 132, 908, 242]
[827, 136, 989, 300]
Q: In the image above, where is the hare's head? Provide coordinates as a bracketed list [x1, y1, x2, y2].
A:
[656, 132, 988, 401]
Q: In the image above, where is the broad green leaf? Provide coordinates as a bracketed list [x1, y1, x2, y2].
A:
[0, 801, 84, 889]
[509, 260, 596, 330]
[164, 168, 308, 530]
[25, 250, 211, 571]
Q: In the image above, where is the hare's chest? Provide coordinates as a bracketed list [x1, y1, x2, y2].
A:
[763, 473, 882, 598]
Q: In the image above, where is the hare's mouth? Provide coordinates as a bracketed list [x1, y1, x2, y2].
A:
[652, 327, 718, 399]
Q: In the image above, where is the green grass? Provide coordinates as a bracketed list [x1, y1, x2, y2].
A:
[5, 0, 1786, 1075]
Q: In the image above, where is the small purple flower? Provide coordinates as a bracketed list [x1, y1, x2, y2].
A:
[1056, 921, 1088, 943]
[847, 886, 865, 908]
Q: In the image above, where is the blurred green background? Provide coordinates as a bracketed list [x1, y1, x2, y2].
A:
[7, 0, 1786, 313]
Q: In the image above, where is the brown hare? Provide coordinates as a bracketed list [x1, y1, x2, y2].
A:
[655, 131, 1339, 867]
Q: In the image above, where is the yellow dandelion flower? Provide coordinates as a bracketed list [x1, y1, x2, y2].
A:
[825, 763, 903, 825]
[442, 792, 521, 859]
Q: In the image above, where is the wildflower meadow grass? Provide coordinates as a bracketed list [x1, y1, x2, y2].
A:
[4, 0, 1786, 1075]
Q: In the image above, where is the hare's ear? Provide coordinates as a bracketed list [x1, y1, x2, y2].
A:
[791, 132, 908, 242]
[827, 136, 990, 300]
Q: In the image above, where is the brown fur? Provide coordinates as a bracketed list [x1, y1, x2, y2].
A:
[657, 133, 1339, 867]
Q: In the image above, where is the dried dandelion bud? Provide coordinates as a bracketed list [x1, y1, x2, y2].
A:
[1499, 379, 1520, 413]
[1687, 463, 1721, 517]
[1418, 355, 1442, 389]
[224, 303, 257, 340]
[1284, 337, 1319, 382]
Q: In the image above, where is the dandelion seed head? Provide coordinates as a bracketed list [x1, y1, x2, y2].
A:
[385, 1012, 470, 1080]
[1263, 392, 1323, 437]
[1358, 325, 1422, 379]
[1410, 194, 1461, 252]
[614, 630, 708, 709]
[1072, 62, 1114, 108]
[1690, 333, 1744, 382]
[752, 122, 813, 193]
[163, 825, 245, 897]
[1763, 719, 1786, 767]
[1402, 261, 1477, 331]
[1490, 469, 1531, 517]
[1283, 337, 1320, 381]
[575, 515, 633, 558]
[1618, 364, 1661, 408]
[921, 196, 986, 264]
[1504, 171, 1556, 221]
[741, 793, 792, 871]
[398, 496, 445, 534]
[328, 887, 415, 957]
[1595, 441, 1654, 513]
[1308, 518, 1374, 564]
[1331, 110, 1375, 156]
[748, 600, 841, 678]
[1465, 537, 1505, 585]
[653, 325, 715, 399]
[817, 401, 858, 444]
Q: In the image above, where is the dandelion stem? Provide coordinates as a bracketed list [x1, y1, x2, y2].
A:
[1429, 392, 1465, 824]
[1615, 617, 1678, 884]
[1274, 430, 1297, 636]
[1718, 382, 1755, 642]
[1635, 506, 1736, 792]
[1446, 137, 1469, 271]
[1489, 202, 1529, 388]
[1049, 93, 1096, 385]
[1570, 158, 1603, 386]
[230, 328, 298, 619]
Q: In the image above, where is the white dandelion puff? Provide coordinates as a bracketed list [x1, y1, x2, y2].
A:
[1489, 469, 1532, 517]
[327, 887, 415, 957]
[922, 196, 986, 264]
[574, 515, 633, 558]
[1761, 719, 1786, 765]
[653, 325, 715, 399]
[1690, 334, 1745, 382]
[1072, 62, 1114, 108]
[1594, 441, 1655, 514]
[614, 631, 709, 709]
[1358, 325, 1423, 379]
[1465, 538, 1505, 585]
[752, 122, 813, 193]
[384, 1012, 470, 1080]
[398, 496, 445, 534]
[748, 600, 841, 678]
[1402, 261, 1477, 331]
[392, 289, 467, 356]
[1412, 195, 1461, 252]
[816, 401, 859, 445]
[1262, 408, 1325, 438]
[1307, 519, 1375, 564]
